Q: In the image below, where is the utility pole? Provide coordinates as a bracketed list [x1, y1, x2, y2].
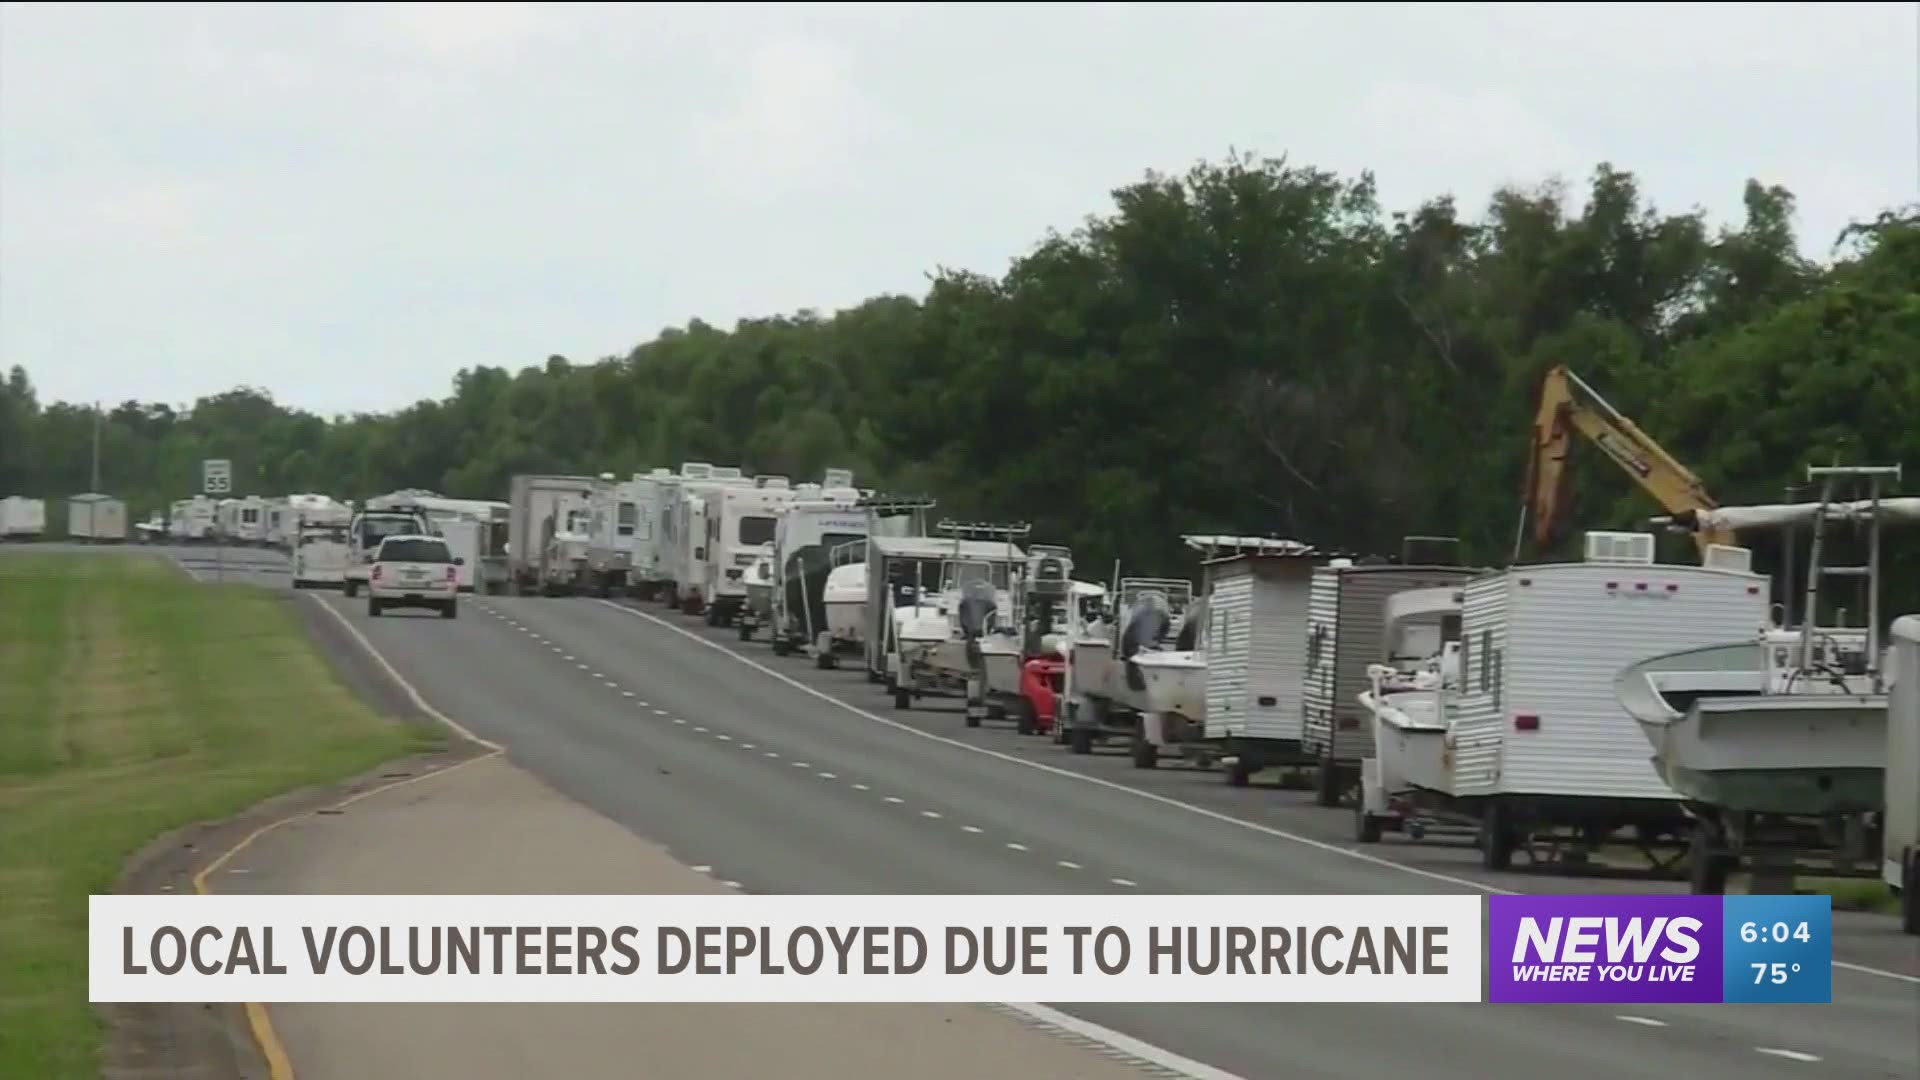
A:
[90, 402, 102, 493]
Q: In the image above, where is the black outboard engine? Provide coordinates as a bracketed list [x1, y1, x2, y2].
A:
[1175, 594, 1209, 651]
[1023, 555, 1070, 656]
[957, 578, 998, 664]
[1120, 591, 1171, 692]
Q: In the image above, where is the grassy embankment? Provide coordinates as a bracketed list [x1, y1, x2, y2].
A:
[0, 553, 435, 1079]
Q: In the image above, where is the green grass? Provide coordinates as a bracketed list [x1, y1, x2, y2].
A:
[0, 553, 435, 1079]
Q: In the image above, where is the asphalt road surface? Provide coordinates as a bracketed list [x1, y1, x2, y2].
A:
[299, 584, 1917, 1080]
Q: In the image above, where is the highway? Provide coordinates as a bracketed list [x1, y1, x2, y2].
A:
[302, 581, 1917, 1080]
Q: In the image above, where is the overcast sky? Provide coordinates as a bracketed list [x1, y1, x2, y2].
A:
[2, 2, 1915, 417]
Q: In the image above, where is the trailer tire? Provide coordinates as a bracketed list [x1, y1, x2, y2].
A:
[1226, 758, 1251, 787]
[368, 599, 382, 617]
[738, 621, 753, 641]
[1355, 805, 1384, 844]
[1014, 700, 1038, 737]
[1902, 850, 1919, 936]
[1480, 802, 1516, 872]
[343, 579, 358, 599]
[893, 686, 911, 710]
[772, 637, 792, 656]
[1687, 820, 1735, 895]
[442, 600, 458, 619]
[1130, 734, 1159, 769]
[1315, 758, 1344, 807]
[1069, 727, 1093, 755]
[815, 651, 835, 670]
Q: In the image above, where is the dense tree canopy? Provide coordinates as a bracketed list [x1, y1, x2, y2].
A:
[3, 152, 1916, 612]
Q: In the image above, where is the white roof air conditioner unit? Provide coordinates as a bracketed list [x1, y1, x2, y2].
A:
[1583, 531, 1656, 565]
[1702, 544, 1753, 573]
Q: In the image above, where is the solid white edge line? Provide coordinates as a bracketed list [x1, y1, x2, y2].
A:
[1753, 1048, 1822, 1063]
[593, 598, 1920, 987]
[1000, 1003, 1252, 1080]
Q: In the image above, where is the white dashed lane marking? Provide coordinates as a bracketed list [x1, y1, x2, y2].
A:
[1754, 1049, 1821, 1063]
[1615, 1016, 1666, 1028]
[477, 601, 1148, 927]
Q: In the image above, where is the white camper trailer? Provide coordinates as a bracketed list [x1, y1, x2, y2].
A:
[701, 476, 794, 629]
[217, 496, 269, 546]
[662, 463, 752, 614]
[169, 497, 217, 542]
[1889, 615, 1919, 935]
[1, 496, 46, 540]
[1301, 545, 1479, 805]
[584, 474, 642, 597]
[1358, 531, 1770, 870]
[1200, 545, 1329, 785]
[768, 480, 870, 662]
[67, 494, 128, 542]
[506, 474, 596, 596]
[625, 469, 678, 600]
[290, 505, 353, 589]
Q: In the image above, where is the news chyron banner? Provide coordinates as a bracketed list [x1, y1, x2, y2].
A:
[1488, 894, 1833, 1004]
[91, 895, 1483, 1003]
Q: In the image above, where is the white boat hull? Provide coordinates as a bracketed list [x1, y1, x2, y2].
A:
[826, 599, 864, 644]
[1362, 690, 1451, 797]
[1130, 651, 1206, 719]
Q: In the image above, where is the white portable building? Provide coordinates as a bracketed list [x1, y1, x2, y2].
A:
[1, 496, 47, 539]
[67, 493, 128, 541]
[1201, 547, 1330, 782]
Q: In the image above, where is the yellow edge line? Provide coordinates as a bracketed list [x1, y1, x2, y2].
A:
[188, 592, 508, 1080]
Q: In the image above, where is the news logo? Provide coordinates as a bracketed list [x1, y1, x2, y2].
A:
[1488, 894, 1832, 1004]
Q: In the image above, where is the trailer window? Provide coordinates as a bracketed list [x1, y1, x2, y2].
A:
[738, 515, 776, 546]
[1478, 630, 1493, 691]
[1491, 649, 1503, 708]
[618, 502, 638, 536]
[1459, 632, 1472, 691]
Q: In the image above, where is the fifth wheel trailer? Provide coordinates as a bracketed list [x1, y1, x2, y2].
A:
[507, 474, 598, 595]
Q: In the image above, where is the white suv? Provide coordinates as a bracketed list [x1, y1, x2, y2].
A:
[367, 534, 462, 618]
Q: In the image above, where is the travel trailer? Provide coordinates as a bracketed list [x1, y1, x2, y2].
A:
[1200, 542, 1330, 785]
[701, 476, 794, 627]
[506, 474, 596, 596]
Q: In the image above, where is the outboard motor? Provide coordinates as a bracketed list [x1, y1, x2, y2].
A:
[1023, 555, 1070, 656]
[957, 578, 998, 664]
[1120, 591, 1171, 691]
[1175, 594, 1210, 651]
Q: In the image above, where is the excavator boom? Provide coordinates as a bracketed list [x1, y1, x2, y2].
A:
[1523, 365, 1733, 555]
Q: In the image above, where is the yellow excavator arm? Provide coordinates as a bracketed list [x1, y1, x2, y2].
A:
[1523, 364, 1734, 556]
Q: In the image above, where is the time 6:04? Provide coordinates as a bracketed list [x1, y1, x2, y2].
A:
[1740, 921, 1812, 944]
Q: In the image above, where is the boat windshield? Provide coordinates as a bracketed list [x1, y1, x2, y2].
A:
[940, 559, 1008, 591]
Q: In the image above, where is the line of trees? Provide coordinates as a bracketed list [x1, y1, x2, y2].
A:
[2, 151, 1916, 605]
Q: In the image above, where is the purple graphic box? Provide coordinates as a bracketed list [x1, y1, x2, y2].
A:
[1489, 895, 1724, 1004]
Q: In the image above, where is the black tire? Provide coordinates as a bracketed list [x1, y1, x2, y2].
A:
[893, 687, 911, 710]
[771, 637, 791, 656]
[368, 599, 382, 617]
[1014, 700, 1038, 737]
[1356, 805, 1383, 844]
[1687, 820, 1734, 895]
[1227, 758, 1252, 787]
[1901, 850, 1919, 936]
[738, 621, 753, 641]
[344, 579, 359, 598]
[1130, 734, 1159, 769]
[1315, 758, 1344, 807]
[965, 708, 982, 729]
[1069, 727, 1093, 755]
[442, 601, 458, 620]
[815, 651, 834, 670]
[1480, 801, 1516, 872]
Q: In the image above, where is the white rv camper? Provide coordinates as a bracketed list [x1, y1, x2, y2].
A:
[768, 476, 869, 663]
[169, 497, 217, 542]
[67, 494, 128, 542]
[1200, 545, 1329, 785]
[1358, 531, 1770, 870]
[290, 504, 353, 589]
[217, 496, 269, 546]
[506, 474, 596, 595]
[585, 473, 642, 597]
[701, 475, 794, 628]
[662, 463, 752, 614]
[1301, 547, 1479, 805]
[1889, 615, 1919, 935]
